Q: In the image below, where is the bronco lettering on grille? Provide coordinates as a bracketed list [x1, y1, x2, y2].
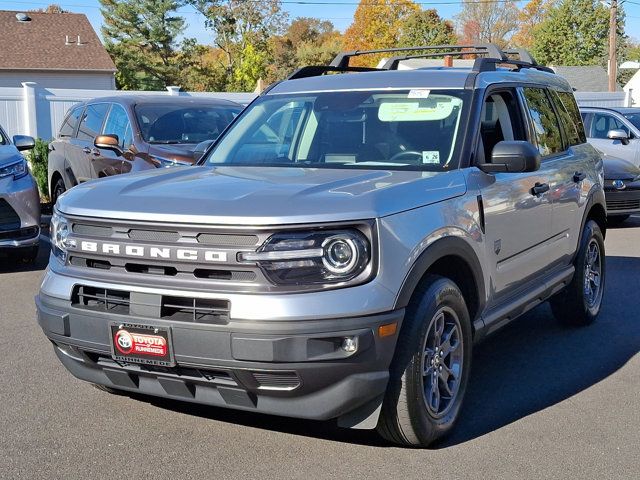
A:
[78, 241, 228, 263]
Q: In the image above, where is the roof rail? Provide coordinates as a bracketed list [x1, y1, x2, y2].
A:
[287, 65, 381, 80]
[330, 44, 506, 69]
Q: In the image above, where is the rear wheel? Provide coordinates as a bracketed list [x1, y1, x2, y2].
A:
[51, 176, 66, 205]
[550, 219, 605, 326]
[377, 275, 472, 447]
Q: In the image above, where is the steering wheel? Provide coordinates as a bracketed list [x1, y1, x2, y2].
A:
[389, 150, 423, 163]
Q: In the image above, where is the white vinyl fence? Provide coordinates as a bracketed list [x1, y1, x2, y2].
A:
[0, 83, 256, 140]
[574, 91, 632, 108]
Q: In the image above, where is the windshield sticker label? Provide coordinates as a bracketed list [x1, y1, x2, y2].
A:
[378, 96, 461, 122]
[408, 89, 431, 99]
[422, 151, 440, 164]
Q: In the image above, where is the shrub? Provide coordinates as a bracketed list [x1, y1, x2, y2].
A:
[28, 138, 49, 201]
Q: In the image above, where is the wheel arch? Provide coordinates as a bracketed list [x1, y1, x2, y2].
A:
[394, 236, 485, 335]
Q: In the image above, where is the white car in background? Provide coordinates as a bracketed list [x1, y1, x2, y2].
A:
[580, 107, 640, 168]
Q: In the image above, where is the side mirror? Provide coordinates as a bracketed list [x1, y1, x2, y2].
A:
[193, 139, 214, 162]
[479, 141, 541, 173]
[607, 129, 630, 145]
[94, 134, 122, 155]
[13, 135, 35, 151]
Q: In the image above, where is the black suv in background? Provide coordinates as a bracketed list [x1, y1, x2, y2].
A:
[48, 96, 242, 204]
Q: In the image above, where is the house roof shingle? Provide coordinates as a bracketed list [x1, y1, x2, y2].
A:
[550, 66, 620, 92]
[0, 10, 115, 72]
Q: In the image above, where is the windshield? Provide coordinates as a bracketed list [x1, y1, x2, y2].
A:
[204, 90, 468, 170]
[135, 103, 241, 144]
[623, 112, 640, 131]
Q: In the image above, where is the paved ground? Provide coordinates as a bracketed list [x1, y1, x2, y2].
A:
[1, 218, 639, 480]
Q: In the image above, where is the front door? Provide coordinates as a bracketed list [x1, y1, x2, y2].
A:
[74, 102, 110, 181]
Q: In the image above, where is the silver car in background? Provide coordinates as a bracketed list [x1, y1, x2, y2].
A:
[0, 125, 40, 263]
[581, 107, 640, 167]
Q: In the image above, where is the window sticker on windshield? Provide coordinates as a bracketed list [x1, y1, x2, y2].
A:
[408, 89, 431, 99]
[378, 96, 460, 122]
[422, 151, 440, 164]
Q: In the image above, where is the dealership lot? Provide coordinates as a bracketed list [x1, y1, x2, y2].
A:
[0, 219, 638, 479]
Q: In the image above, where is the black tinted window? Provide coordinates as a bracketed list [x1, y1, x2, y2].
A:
[59, 105, 84, 137]
[77, 103, 109, 141]
[135, 104, 240, 144]
[553, 91, 587, 145]
[102, 104, 131, 147]
[523, 88, 564, 156]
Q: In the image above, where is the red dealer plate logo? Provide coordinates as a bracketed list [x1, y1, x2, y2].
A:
[110, 324, 174, 366]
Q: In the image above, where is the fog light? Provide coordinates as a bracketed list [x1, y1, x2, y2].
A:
[341, 336, 358, 353]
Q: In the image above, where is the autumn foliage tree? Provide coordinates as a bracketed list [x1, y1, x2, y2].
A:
[455, 2, 519, 48]
[398, 9, 458, 49]
[342, 0, 420, 66]
[511, 0, 554, 49]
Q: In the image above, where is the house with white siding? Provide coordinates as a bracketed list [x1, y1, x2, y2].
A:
[0, 10, 116, 90]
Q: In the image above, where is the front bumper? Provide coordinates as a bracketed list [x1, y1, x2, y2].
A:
[604, 186, 640, 216]
[36, 290, 403, 424]
[0, 173, 40, 248]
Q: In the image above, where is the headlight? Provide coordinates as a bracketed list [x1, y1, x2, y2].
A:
[153, 156, 191, 168]
[50, 212, 75, 261]
[0, 158, 28, 180]
[240, 229, 371, 286]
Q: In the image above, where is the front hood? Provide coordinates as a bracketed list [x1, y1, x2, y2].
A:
[602, 155, 640, 180]
[57, 166, 467, 225]
[0, 145, 24, 168]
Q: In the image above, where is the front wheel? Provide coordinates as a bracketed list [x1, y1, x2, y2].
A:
[377, 275, 472, 447]
[51, 177, 66, 205]
[550, 219, 605, 326]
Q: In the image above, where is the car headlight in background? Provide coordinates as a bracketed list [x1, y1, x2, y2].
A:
[152, 156, 191, 168]
[0, 158, 28, 180]
[50, 212, 75, 262]
[240, 229, 372, 286]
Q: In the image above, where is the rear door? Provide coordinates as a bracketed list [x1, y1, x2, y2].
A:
[72, 102, 110, 182]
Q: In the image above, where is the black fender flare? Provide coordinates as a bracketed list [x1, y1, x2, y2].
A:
[573, 186, 607, 262]
[394, 235, 486, 316]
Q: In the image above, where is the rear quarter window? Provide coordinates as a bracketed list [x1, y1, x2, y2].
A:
[522, 87, 564, 157]
[553, 91, 587, 145]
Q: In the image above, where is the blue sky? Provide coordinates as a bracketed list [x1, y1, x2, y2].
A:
[2, 0, 640, 45]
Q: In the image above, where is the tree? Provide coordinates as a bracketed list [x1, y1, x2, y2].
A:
[511, 0, 554, 49]
[177, 40, 228, 92]
[100, 0, 185, 90]
[29, 4, 68, 13]
[342, 0, 420, 67]
[398, 9, 458, 48]
[188, 0, 287, 89]
[530, 0, 624, 66]
[455, 2, 519, 47]
[267, 18, 342, 82]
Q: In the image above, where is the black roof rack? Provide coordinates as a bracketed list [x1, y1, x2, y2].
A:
[285, 44, 552, 81]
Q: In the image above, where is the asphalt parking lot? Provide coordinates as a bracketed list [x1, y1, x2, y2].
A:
[1, 218, 638, 480]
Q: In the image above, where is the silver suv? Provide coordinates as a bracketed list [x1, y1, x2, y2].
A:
[36, 45, 607, 447]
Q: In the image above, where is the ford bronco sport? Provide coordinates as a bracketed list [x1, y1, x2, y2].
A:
[36, 45, 607, 447]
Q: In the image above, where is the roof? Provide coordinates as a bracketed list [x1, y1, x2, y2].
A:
[0, 10, 115, 72]
[580, 106, 640, 114]
[76, 95, 242, 107]
[268, 67, 570, 95]
[550, 66, 619, 92]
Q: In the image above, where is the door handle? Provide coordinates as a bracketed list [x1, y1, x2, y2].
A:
[531, 182, 550, 196]
[91, 148, 101, 156]
[82, 147, 91, 154]
[573, 171, 586, 182]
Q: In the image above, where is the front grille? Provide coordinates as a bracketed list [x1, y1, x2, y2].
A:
[607, 199, 640, 211]
[252, 371, 301, 391]
[197, 233, 259, 246]
[72, 223, 113, 237]
[0, 199, 21, 231]
[72, 286, 230, 324]
[129, 229, 180, 242]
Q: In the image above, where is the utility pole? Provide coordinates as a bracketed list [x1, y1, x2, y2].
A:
[608, 0, 618, 92]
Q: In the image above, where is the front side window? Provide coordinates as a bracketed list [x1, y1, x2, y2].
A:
[522, 88, 564, 156]
[590, 113, 629, 139]
[102, 104, 131, 148]
[552, 91, 586, 146]
[205, 90, 468, 170]
[623, 112, 640, 131]
[59, 105, 84, 138]
[135, 104, 240, 144]
[77, 103, 109, 141]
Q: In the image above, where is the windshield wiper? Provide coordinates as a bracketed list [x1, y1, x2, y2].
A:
[149, 140, 185, 144]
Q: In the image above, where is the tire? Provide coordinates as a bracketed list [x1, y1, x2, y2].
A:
[377, 275, 473, 447]
[51, 176, 66, 205]
[607, 215, 630, 226]
[550, 219, 605, 326]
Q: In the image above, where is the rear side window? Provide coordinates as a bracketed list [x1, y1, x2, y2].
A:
[522, 88, 564, 156]
[553, 91, 587, 145]
[77, 103, 109, 141]
[102, 104, 131, 148]
[59, 105, 84, 138]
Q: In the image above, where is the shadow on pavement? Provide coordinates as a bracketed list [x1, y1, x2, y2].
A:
[0, 236, 50, 274]
[127, 254, 640, 448]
